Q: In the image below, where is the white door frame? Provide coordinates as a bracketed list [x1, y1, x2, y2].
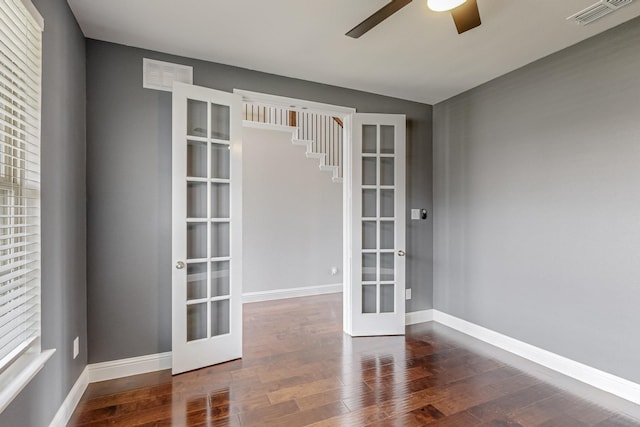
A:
[233, 90, 405, 337]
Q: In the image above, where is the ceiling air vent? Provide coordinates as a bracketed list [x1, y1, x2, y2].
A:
[143, 58, 193, 92]
[567, 0, 634, 25]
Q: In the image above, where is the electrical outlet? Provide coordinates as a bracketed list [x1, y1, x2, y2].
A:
[73, 336, 79, 359]
[330, 267, 338, 276]
[405, 288, 412, 300]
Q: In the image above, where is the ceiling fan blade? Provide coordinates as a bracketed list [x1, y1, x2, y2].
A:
[451, 0, 481, 34]
[346, 0, 413, 38]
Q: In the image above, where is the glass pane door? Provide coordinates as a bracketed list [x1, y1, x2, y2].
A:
[349, 113, 405, 337]
[361, 124, 397, 315]
[185, 100, 232, 342]
[172, 83, 242, 374]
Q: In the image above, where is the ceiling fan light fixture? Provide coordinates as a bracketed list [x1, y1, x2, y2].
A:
[427, 0, 467, 12]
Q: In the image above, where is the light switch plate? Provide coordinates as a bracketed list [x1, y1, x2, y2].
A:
[405, 288, 412, 300]
[411, 209, 420, 220]
[73, 337, 79, 359]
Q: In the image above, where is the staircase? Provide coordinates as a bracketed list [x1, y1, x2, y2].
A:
[242, 103, 343, 183]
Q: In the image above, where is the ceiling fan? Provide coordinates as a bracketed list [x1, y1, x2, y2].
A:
[346, 0, 481, 38]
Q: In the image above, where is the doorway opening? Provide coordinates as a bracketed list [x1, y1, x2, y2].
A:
[236, 91, 351, 330]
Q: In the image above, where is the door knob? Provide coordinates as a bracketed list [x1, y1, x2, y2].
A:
[398, 250, 406, 257]
[176, 261, 185, 270]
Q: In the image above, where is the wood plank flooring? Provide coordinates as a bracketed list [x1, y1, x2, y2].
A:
[68, 293, 640, 426]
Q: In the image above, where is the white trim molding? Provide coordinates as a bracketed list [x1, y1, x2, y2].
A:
[433, 310, 640, 406]
[88, 352, 172, 383]
[0, 349, 54, 414]
[49, 353, 172, 426]
[48, 366, 89, 427]
[242, 284, 343, 304]
[405, 309, 434, 326]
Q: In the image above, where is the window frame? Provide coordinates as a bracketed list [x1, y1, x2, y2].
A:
[0, 0, 52, 414]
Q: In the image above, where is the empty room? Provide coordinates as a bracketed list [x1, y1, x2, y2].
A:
[0, 0, 639, 426]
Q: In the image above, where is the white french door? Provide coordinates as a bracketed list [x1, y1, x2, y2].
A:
[171, 82, 243, 374]
[347, 113, 406, 336]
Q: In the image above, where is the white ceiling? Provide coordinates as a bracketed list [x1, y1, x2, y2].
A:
[67, 0, 640, 104]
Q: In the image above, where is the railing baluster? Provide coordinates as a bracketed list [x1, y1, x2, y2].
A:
[324, 116, 327, 165]
[315, 114, 318, 153]
[241, 102, 342, 181]
[329, 118, 332, 166]
[332, 120, 336, 166]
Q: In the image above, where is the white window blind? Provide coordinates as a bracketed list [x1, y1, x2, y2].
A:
[0, 0, 42, 374]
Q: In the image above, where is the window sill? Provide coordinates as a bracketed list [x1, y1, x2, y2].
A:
[0, 348, 55, 413]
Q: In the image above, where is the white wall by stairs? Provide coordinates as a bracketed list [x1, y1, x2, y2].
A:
[243, 103, 343, 183]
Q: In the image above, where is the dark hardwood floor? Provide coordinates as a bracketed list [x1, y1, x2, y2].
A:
[68, 293, 640, 426]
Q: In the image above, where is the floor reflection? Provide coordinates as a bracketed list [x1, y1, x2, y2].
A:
[69, 294, 640, 426]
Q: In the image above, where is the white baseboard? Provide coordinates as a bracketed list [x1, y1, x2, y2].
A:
[242, 283, 342, 303]
[433, 310, 640, 406]
[48, 366, 89, 427]
[88, 352, 172, 383]
[405, 309, 434, 325]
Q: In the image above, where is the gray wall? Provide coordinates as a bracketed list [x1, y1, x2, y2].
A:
[86, 39, 433, 363]
[433, 17, 640, 384]
[243, 127, 342, 294]
[0, 0, 87, 426]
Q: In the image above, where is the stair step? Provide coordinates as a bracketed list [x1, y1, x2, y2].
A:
[305, 152, 324, 159]
[292, 138, 311, 146]
[288, 113, 342, 185]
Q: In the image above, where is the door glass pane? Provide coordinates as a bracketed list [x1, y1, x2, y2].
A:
[187, 263, 207, 300]
[187, 182, 207, 218]
[380, 253, 394, 281]
[362, 125, 377, 154]
[211, 261, 230, 297]
[380, 284, 394, 313]
[211, 183, 230, 218]
[187, 140, 207, 177]
[380, 125, 394, 154]
[362, 285, 377, 314]
[211, 222, 230, 258]
[362, 221, 376, 250]
[211, 299, 230, 336]
[362, 157, 376, 186]
[187, 223, 207, 259]
[211, 103, 230, 141]
[380, 221, 394, 249]
[187, 303, 207, 341]
[212, 143, 230, 179]
[187, 99, 207, 137]
[380, 189, 394, 218]
[380, 158, 394, 186]
[362, 253, 376, 282]
[362, 189, 376, 218]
